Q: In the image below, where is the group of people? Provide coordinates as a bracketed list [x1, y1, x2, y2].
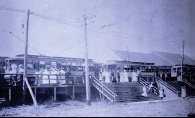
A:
[101, 68, 141, 83]
[4, 63, 24, 86]
[158, 71, 171, 81]
[141, 82, 165, 99]
[34, 66, 71, 85]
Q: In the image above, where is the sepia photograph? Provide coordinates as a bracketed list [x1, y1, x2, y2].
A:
[0, 0, 195, 117]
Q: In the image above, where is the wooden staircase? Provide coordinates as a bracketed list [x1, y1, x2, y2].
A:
[103, 82, 161, 102]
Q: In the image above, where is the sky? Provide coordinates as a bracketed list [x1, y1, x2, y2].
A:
[0, 0, 195, 63]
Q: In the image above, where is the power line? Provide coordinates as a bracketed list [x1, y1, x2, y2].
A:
[0, 6, 26, 13]
[4, 30, 42, 55]
[0, 6, 182, 43]
[53, 46, 73, 57]
[31, 12, 82, 28]
[30, 11, 172, 42]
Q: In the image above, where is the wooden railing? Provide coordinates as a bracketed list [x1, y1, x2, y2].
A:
[182, 78, 195, 90]
[0, 73, 84, 85]
[92, 76, 117, 102]
[139, 77, 159, 95]
[155, 76, 180, 96]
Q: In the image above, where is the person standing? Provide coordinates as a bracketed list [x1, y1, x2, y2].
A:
[34, 69, 42, 85]
[65, 67, 71, 84]
[50, 67, 59, 84]
[165, 72, 168, 81]
[159, 87, 165, 99]
[59, 67, 66, 84]
[42, 68, 50, 84]
[17, 64, 24, 82]
[132, 70, 137, 82]
[123, 69, 129, 82]
[9, 63, 17, 86]
[116, 69, 120, 82]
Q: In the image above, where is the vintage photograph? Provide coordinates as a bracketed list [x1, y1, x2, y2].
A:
[0, 0, 195, 117]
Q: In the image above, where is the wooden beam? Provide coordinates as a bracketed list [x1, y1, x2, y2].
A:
[9, 88, 11, 101]
[72, 86, 75, 99]
[54, 87, 56, 101]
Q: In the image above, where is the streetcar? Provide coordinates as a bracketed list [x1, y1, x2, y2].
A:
[100, 60, 158, 83]
[3, 54, 101, 85]
[171, 64, 195, 83]
[0, 57, 8, 73]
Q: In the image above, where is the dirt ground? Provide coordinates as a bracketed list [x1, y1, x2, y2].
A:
[0, 97, 195, 117]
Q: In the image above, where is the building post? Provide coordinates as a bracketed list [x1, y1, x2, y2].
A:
[22, 9, 30, 104]
[181, 40, 185, 81]
[83, 15, 91, 106]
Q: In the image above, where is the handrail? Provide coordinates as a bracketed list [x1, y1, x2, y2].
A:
[93, 82, 114, 102]
[182, 78, 195, 89]
[1, 73, 83, 85]
[92, 76, 116, 96]
[139, 78, 159, 95]
[92, 76, 117, 102]
[155, 76, 179, 95]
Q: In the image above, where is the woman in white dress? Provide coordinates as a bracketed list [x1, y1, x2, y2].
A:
[50, 67, 59, 84]
[132, 70, 138, 82]
[42, 68, 50, 84]
[159, 87, 165, 99]
[141, 85, 147, 97]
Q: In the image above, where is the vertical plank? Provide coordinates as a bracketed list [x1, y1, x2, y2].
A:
[54, 87, 56, 101]
[34, 87, 37, 100]
[72, 86, 75, 99]
[9, 88, 11, 101]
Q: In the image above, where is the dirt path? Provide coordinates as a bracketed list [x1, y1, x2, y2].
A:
[0, 97, 195, 117]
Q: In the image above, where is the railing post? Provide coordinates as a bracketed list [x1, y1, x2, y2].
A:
[74, 76, 76, 84]
[56, 74, 58, 84]
[48, 75, 50, 84]
[101, 82, 103, 101]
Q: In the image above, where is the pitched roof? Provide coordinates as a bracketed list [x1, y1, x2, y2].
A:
[111, 50, 195, 66]
[152, 51, 195, 65]
[112, 50, 174, 66]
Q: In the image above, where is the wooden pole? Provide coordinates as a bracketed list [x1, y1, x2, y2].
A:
[9, 88, 11, 101]
[84, 15, 91, 106]
[54, 87, 56, 101]
[72, 86, 75, 99]
[181, 40, 185, 81]
[24, 78, 38, 106]
[22, 9, 30, 104]
[34, 87, 37, 100]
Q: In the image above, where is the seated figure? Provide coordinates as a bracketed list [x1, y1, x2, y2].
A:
[141, 85, 148, 97]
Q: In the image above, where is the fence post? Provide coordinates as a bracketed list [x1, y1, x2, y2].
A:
[48, 75, 50, 84]
[101, 81, 104, 101]
[57, 74, 58, 84]
[9, 88, 11, 101]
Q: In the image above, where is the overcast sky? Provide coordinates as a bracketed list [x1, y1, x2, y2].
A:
[0, 0, 195, 63]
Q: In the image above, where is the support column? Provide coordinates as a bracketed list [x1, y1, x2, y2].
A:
[54, 87, 56, 101]
[72, 86, 75, 99]
[34, 87, 37, 100]
[9, 88, 11, 101]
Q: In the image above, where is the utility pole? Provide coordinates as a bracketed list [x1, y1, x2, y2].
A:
[126, 46, 129, 61]
[83, 15, 91, 106]
[22, 9, 30, 104]
[181, 40, 185, 81]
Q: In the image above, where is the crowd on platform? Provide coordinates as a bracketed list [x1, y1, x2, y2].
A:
[3, 63, 72, 86]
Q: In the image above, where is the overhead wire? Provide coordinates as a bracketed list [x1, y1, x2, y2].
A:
[31, 12, 82, 28]
[6, 31, 42, 55]
[0, 6, 26, 13]
[1, 6, 184, 54]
